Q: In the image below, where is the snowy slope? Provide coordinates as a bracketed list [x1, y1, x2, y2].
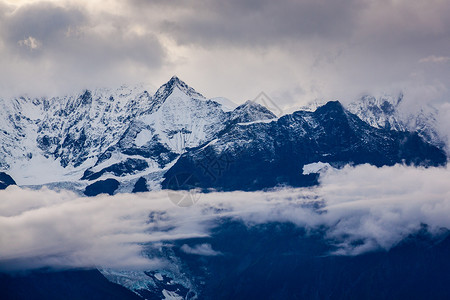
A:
[0, 84, 153, 185]
[80, 77, 232, 193]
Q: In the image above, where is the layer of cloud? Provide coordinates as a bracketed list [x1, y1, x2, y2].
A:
[1, 163, 449, 271]
[319, 164, 450, 254]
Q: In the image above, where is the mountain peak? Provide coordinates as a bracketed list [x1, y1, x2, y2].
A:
[153, 76, 205, 104]
[229, 100, 276, 123]
[315, 100, 345, 113]
[359, 93, 403, 108]
[168, 75, 183, 86]
[169, 75, 181, 81]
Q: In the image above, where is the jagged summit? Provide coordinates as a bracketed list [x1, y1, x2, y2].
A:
[229, 100, 277, 123]
[153, 75, 205, 104]
[347, 93, 404, 131]
[315, 100, 344, 112]
[310, 101, 348, 124]
[301, 100, 347, 115]
[360, 93, 403, 110]
[347, 93, 444, 148]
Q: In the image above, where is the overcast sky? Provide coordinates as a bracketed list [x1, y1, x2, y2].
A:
[1, 0, 449, 109]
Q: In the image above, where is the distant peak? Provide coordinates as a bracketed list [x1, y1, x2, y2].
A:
[238, 100, 271, 111]
[322, 100, 344, 109]
[313, 100, 345, 115]
[153, 76, 205, 103]
[359, 92, 403, 108]
[168, 75, 182, 85]
[170, 75, 180, 81]
[230, 100, 276, 123]
[243, 100, 258, 106]
[166, 75, 192, 90]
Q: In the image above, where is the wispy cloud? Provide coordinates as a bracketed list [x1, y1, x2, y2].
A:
[419, 55, 450, 64]
[180, 243, 222, 256]
[17, 36, 41, 50]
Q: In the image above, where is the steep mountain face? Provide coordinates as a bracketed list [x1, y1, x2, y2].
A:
[163, 101, 447, 191]
[79, 78, 233, 195]
[347, 93, 445, 149]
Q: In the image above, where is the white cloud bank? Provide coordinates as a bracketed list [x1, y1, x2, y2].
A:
[0, 163, 449, 271]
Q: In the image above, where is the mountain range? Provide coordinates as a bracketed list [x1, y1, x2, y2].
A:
[0, 76, 447, 194]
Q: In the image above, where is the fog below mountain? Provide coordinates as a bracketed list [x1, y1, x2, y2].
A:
[1, 163, 449, 272]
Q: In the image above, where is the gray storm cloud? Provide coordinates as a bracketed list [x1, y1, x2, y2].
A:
[0, 0, 449, 112]
[0, 1, 166, 97]
[1, 163, 449, 271]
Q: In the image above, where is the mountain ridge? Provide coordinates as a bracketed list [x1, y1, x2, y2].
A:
[0, 77, 446, 195]
[163, 100, 446, 191]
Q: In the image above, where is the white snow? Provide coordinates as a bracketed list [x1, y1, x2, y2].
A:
[139, 85, 227, 154]
[135, 129, 153, 147]
[8, 153, 87, 185]
[211, 97, 239, 112]
[0, 83, 156, 185]
[162, 289, 183, 300]
[302, 162, 332, 175]
[99, 269, 156, 292]
[346, 93, 444, 149]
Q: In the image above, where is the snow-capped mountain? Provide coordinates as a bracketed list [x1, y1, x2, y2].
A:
[347, 93, 445, 149]
[0, 77, 447, 195]
[163, 101, 446, 191]
[81, 77, 238, 194]
[0, 76, 275, 194]
[347, 94, 405, 131]
[0, 83, 155, 186]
